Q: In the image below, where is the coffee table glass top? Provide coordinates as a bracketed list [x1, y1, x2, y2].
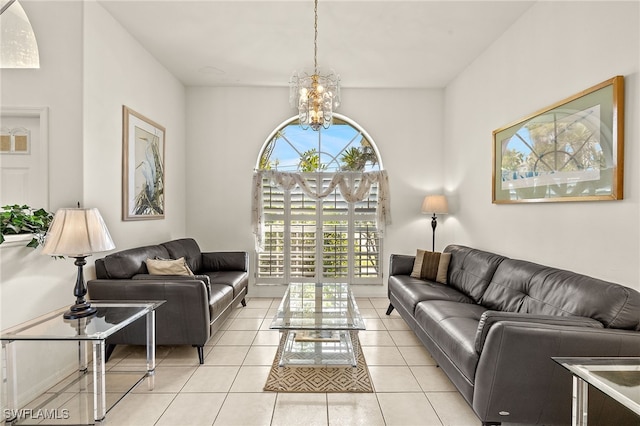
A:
[0, 301, 165, 341]
[270, 283, 365, 331]
[553, 357, 640, 416]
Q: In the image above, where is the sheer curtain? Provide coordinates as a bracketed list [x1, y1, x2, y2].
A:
[251, 170, 391, 249]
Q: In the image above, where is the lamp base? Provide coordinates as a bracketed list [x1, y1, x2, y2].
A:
[63, 256, 97, 319]
[63, 302, 97, 320]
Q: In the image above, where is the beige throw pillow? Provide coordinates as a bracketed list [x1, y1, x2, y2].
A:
[410, 249, 451, 284]
[146, 257, 194, 276]
[435, 253, 451, 284]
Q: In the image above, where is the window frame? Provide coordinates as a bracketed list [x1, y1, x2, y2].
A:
[256, 114, 384, 173]
[255, 114, 385, 286]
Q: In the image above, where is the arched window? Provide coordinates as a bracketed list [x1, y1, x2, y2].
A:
[252, 114, 390, 286]
[1, 0, 40, 69]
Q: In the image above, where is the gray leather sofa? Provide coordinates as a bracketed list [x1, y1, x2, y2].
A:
[387, 245, 640, 425]
[87, 238, 248, 364]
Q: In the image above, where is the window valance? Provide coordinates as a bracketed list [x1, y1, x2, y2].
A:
[251, 170, 391, 249]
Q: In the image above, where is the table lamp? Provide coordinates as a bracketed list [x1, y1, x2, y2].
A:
[421, 195, 448, 252]
[42, 208, 115, 319]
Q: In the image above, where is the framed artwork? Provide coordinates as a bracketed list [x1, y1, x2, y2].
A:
[122, 106, 165, 220]
[492, 76, 624, 204]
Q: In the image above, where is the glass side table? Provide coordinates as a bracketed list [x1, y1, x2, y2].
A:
[553, 357, 640, 426]
[270, 283, 365, 367]
[1, 301, 164, 425]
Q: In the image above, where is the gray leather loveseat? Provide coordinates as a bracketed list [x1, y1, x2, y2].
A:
[387, 245, 640, 425]
[87, 238, 248, 364]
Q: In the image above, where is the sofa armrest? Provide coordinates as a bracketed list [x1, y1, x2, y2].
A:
[132, 274, 212, 297]
[389, 254, 415, 276]
[474, 311, 603, 353]
[473, 321, 640, 424]
[201, 251, 248, 272]
[87, 278, 211, 345]
[132, 274, 210, 282]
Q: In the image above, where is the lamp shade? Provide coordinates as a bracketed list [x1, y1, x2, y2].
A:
[42, 208, 115, 257]
[421, 195, 449, 215]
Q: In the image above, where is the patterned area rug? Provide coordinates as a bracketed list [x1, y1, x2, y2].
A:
[263, 332, 373, 393]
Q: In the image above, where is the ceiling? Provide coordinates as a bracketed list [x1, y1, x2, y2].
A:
[98, 0, 535, 89]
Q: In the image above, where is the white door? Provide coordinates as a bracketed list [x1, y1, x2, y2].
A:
[0, 108, 48, 208]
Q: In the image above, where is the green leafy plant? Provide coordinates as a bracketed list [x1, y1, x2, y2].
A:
[0, 204, 54, 248]
[340, 140, 378, 171]
[134, 133, 164, 216]
[298, 148, 326, 172]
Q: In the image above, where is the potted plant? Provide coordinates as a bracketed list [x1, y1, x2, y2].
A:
[0, 204, 54, 248]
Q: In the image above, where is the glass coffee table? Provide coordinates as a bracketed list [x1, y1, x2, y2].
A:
[1, 301, 164, 425]
[270, 283, 365, 367]
[553, 357, 640, 426]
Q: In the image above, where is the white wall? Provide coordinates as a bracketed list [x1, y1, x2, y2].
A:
[0, 0, 87, 409]
[444, 1, 640, 289]
[185, 87, 444, 297]
[1, 1, 85, 328]
[83, 1, 187, 251]
[0, 0, 187, 409]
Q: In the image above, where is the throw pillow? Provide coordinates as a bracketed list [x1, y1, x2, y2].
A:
[145, 257, 194, 276]
[410, 249, 451, 284]
[435, 252, 451, 284]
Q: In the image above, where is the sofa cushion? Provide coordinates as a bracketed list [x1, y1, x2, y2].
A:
[479, 259, 546, 312]
[415, 300, 488, 382]
[209, 283, 234, 321]
[203, 271, 248, 298]
[411, 249, 451, 284]
[389, 275, 474, 315]
[482, 258, 640, 330]
[444, 245, 507, 303]
[98, 245, 170, 279]
[146, 257, 194, 275]
[161, 238, 203, 273]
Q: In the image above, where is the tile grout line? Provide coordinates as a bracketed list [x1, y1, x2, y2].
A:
[33, 297, 480, 425]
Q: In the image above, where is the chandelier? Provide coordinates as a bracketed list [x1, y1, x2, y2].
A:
[289, 0, 340, 131]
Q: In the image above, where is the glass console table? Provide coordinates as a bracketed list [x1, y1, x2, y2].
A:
[553, 357, 640, 426]
[270, 283, 365, 367]
[1, 301, 164, 425]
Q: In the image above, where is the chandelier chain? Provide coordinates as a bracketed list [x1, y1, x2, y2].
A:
[314, 0, 318, 73]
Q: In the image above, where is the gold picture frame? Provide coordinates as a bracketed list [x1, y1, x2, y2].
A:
[492, 76, 624, 204]
[122, 106, 165, 220]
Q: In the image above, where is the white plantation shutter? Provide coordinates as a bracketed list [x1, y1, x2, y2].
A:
[255, 171, 387, 285]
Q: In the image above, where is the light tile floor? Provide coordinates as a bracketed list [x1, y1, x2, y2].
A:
[18, 297, 485, 426]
